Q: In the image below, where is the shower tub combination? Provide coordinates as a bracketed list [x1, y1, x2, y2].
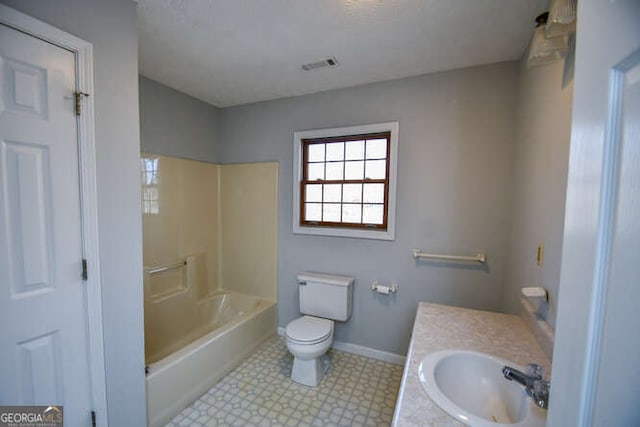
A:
[145, 291, 276, 427]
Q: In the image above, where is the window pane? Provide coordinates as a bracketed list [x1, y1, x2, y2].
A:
[365, 159, 386, 179]
[363, 183, 384, 203]
[308, 163, 324, 180]
[305, 203, 322, 221]
[342, 204, 361, 223]
[366, 139, 387, 159]
[343, 183, 362, 203]
[323, 203, 341, 222]
[363, 204, 384, 225]
[345, 140, 364, 160]
[325, 162, 344, 180]
[305, 184, 322, 202]
[143, 187, 159, 214]
[143, 187, 157, 201]
[308, 144, 325, 162]
[323, 184, 342, 203]
[326, 142, 344, 161]
[142, 158, 159, 185]
[344, 161, 364, 180]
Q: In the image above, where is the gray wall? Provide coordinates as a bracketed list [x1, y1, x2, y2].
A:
[139, 75, 220, 162]
[0, 1, 146, 425]
[220, 62, 518, 355]
[503, 57, 573, 328]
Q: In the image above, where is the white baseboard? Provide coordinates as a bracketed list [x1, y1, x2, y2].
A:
[277, 327, 405, 366]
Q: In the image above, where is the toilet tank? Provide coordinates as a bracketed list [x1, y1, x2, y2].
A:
[297, 272, 354, 321]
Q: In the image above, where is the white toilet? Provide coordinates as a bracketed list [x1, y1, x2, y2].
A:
[285, 272, 354, 387]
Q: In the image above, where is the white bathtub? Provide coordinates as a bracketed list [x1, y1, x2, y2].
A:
[145, 292, 276, 427]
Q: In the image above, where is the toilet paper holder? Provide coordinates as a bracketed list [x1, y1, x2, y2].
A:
[371, 281, 398, 295]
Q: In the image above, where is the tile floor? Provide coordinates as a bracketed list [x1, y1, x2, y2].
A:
[166, 336, 404, 427]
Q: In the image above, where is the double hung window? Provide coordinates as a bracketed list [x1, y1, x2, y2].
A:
[293, 122, 398, 240]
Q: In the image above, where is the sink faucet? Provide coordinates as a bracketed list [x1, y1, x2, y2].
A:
[502, 364, 550, 409]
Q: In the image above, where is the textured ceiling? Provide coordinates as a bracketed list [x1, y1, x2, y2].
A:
[137, 0, 548, 107]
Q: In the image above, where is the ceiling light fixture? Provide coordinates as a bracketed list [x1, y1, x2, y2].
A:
[526, 12, 569, 68]
[546, 0, 577, 38]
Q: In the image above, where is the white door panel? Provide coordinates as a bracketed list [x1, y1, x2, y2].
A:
[592, 50, 640, 427]
[550, 0, 640, 425]
[0, 23, 92, 425]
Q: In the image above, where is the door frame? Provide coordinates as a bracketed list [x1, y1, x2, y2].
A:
[0, 5, 107, 426]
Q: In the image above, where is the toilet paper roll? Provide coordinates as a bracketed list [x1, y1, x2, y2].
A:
[375, 285, 391, 295]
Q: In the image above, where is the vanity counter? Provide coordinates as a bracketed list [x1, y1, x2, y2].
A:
[392, 302, 550, 426]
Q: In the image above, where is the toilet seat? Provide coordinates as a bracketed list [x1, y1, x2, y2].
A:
[286, 316, 332, 345]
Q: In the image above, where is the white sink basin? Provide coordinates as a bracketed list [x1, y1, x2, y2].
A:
[418, 350, 547, 427]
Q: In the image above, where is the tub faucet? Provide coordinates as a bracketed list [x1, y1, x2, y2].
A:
[502, 364, 550, 409]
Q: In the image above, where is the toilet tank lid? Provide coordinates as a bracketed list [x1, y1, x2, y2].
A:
[297, 272, 355, 287]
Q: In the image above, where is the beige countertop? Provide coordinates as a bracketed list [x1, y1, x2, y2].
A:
[392, 302, 550, 426]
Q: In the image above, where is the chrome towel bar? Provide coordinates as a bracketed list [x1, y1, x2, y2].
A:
[412, 248, 487, 264]
[147, 260, 187, 275]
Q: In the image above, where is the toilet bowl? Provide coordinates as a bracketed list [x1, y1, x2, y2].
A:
[286, 272, 354, 387]
[285, 315, 333, 387]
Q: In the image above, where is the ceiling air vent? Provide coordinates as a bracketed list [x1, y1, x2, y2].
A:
[301, 57, 339, 71]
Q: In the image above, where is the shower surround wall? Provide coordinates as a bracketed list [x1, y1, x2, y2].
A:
[142, 154, 220, 301]
[141, 154, 278, 365]
[220, 163, 279, 300]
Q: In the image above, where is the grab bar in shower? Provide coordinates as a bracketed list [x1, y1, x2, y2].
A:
[412, 248, 487, 264]
[147, 260, 187, 275]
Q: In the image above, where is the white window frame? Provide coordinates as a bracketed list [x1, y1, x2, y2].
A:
[292, 122, 398, 240]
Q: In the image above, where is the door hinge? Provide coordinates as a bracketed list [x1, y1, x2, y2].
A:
[91, 410, 96, 427]
[82, 258, 88, 280]
[74, 91, 89, 116]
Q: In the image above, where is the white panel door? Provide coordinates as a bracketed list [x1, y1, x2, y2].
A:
[0, 23, 92, 425]
[550, 0, 640, 425]
[591, 27, 640, 427]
